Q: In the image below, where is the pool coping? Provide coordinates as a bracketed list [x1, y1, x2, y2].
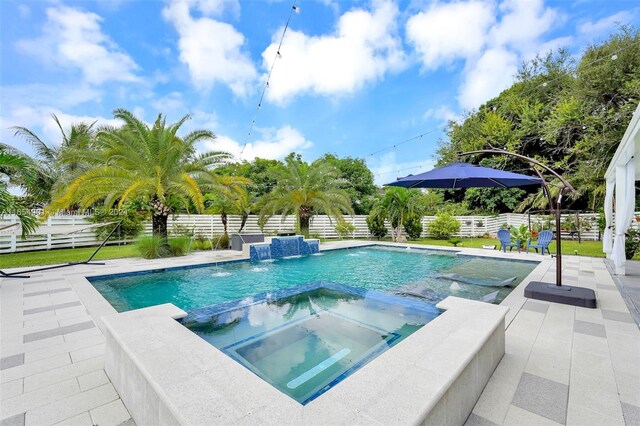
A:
[2, 240, 545, 425]
[101, 295, 508, 425]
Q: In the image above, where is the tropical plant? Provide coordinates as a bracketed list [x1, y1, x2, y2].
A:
[427, 212, 460, 239]
[448, 237, 462, 247]
[11, 114, 97, 203]
[511, 224, 531, 248]
[258, 155, 354, 237]
[366, 212, 387, 240]
[206, 187, 255, 235]
[372, 187, 425, 242]
[45, 109, 244, 248]
[136, 235, 168, 259]
[0, 148, 39, 236]
[168, 236, 192, 256]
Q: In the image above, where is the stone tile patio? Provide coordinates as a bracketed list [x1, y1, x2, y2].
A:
[1, 243, 639, 425]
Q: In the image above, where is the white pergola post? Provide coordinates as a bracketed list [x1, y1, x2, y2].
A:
[605, 102, 640, 275]
[603, 178, 614, 258]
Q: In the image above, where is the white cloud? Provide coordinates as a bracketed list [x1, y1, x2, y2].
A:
[367, 152, 435, 186]
[424, 106, 463, 124]
[458, 47, 518, 110]
[204, 125, 312, 160]
[263, 0, 406, 103]
[407, 0, 562, 110]
[406, 0, 495, 69]
[578, 10, 635, 36]
[16, 5, 139, 85]
[183, 0, 241, 17]
[489, 0, 558, 52]
[162, 1, 256, 96]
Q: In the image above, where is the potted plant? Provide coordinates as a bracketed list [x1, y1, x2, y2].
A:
[511, 224, 531, 249]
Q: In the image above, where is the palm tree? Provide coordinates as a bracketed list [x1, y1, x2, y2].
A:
[0, 148, 39, 236]
[373, 187, 424, 242]
[11, 114, 97, 203]
[205, 187, 255, 235]
[258, 157, 354, 236]
[46, 109, 244, 244]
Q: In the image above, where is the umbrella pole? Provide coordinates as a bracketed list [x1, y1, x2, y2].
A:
[555, 189, 564, 287]
[457, 149, 596, 307]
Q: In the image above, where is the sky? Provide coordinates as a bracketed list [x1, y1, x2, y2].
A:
[1, 0, 637, 185]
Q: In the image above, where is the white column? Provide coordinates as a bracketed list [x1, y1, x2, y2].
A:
[603, 179, 614, 257]
[612, 158, 636, 275]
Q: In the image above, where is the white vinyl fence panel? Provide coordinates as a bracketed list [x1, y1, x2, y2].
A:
[2, 212, 638, 253]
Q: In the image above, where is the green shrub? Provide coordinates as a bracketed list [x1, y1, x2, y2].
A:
[403, 214, 423, 239]
[212, 234, 230, 250]
[428, 212, 460, 239]
[136, 236, 169, 259]
[168, 236, 192, 256]
[366, 213, 387, 240]
[626, 227, 640, 260]
[335, 220, 357, 238]
[89, 207, 145, 241]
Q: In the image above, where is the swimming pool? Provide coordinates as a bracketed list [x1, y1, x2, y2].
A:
[89, 245, 538, 312]
[181, 281, 440, 404]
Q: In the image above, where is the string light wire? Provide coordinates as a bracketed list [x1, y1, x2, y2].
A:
[363, 39, 640, 178]
[240, 0, 299, 156]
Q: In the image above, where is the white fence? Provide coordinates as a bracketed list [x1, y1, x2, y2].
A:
[2, 212, 638, 254]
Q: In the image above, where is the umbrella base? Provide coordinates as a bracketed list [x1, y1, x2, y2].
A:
[524, 281, 597, 309]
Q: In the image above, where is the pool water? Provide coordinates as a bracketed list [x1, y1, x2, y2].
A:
[89, 246, 538, 312]
[181, 283, 440, 404]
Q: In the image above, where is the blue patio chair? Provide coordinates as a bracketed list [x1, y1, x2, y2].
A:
[497, 229, 520, 253]
[527, 230, 553, 255]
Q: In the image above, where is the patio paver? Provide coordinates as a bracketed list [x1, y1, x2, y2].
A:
[2, 244, 639, 425]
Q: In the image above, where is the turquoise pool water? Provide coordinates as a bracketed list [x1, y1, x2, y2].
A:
[181, 282, 440, 404]
[89, 246, 538, 312]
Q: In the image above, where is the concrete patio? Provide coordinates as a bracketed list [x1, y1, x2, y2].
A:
[1, 243, 639, 425]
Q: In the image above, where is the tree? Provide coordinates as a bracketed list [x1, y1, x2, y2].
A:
[436, 27, 640, 211]
[11, 114, 97, 204]
[258, 156, 354, 236]
[319, 154, 377, 214]
[215, 158, 282, 198]
[0, 148, 39, 236]
[205, 187, 254, 235]
[372, 187, 425, 242]
[366, 211, 387, 239]
[46, 109, 244, 245]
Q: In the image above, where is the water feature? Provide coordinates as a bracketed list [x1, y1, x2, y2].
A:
[250, 244, 272, 261]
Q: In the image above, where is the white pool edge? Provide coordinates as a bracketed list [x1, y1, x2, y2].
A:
[101, 295, 508, 425]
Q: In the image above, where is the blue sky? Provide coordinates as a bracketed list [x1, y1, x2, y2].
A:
[1, 0, 637, 184]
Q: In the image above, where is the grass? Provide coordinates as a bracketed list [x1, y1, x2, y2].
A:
[391, 237, 640, 260]
[3, 237, 638, 268]
[1, 244, 140, 268]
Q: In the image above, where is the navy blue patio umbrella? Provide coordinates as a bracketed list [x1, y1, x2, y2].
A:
[385, 158, 597, 309]
[387, 162, 543, 189]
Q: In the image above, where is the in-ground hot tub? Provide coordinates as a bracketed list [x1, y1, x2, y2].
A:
[180, 282, 440, 404]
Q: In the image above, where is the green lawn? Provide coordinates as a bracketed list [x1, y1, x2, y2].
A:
[2, 237, 636, 269]
[1, 244, 140, 268]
